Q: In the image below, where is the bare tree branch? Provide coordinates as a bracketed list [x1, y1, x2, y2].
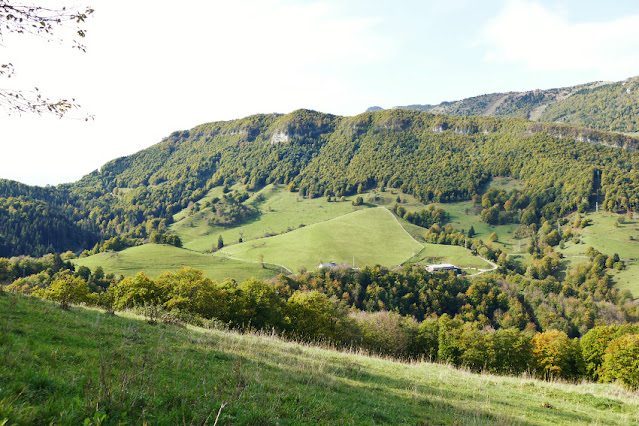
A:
[0, 1, 94, 117]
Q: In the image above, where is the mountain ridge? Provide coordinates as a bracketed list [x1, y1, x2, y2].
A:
[2, 107, 639, 257]
[392, 75, 639, 134]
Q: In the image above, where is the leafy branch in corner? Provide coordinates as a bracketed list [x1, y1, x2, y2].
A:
[0, 1, 94, 117]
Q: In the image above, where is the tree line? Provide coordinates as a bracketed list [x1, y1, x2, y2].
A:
[3, 257, 638, 389]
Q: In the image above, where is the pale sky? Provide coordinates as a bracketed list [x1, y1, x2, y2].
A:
[2, 0, 639, 186]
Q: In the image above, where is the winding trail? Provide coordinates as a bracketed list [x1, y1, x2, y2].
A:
[469, 255, 499, 276]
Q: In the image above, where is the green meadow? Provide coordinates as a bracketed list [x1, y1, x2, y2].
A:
[2, 293, 638, 425]
[78, 178, 639, 296]
[407, 244, 494, 273]
[219, 207, 424, 271]
[73, 244, 276, 282]
[77, 185, 497, 280]
[172, 184, 364, 252]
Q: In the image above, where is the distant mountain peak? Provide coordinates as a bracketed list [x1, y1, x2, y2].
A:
[365, 106, 384, 113]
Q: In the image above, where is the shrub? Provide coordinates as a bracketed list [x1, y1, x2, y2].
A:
[490, 327, 534, 374]
[235, 278, 285, 331]
[416, 318, 439, 361]
[286, 290, 352, 344]
[437, 314, 465, 366]
[112, 272, 165, 321]
[351, 310, 419, 358]
[41, 274, 90, 310]
[158, 267, 227, 320]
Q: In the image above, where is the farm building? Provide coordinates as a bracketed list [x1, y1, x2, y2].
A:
[426, 263, 463, 274]
[318, 262, 350, 269]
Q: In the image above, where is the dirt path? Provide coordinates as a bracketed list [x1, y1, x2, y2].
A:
[468, 255, 499, 276]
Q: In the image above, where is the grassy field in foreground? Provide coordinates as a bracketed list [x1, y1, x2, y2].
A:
[73, 244, 277, 281]
[2, 293, 638, 425]
[219, 208, 424, 271]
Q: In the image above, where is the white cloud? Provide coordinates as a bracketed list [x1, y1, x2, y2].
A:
[479, 0, 639, 78]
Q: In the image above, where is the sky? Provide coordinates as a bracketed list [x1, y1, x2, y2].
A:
[2, 0, 639, 186]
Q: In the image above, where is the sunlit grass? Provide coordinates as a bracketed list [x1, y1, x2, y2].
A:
[73, 244, 276, 281]
[219, 207, 423, 271]
[1, 293, 638, 425]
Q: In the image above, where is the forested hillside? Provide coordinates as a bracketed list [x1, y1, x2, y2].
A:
[396, 76, 639, 134]
[0, 180, 98, 257]
[2, 108, 639, 257]
[539, 78, 639, 133]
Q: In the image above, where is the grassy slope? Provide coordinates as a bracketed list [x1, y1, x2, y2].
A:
[558, 212, 639, 295]
[407, 244, 493, 272]
[172, 184, 363, 252]
[427, 181, 639, 295]
[73, 244, 276, 281]
[2, 293, 638, 425]
[77, 185, 490, 280]
[172, 185, 489, 269]
[219, 207, 424, 271]
[426, 179, 534, 270]
[75, 179, 639, 295]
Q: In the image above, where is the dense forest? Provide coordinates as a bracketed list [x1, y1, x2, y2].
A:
[540, 79, 639, 133]
[396, 76, 639, 133]
[2, 108, 639, 257]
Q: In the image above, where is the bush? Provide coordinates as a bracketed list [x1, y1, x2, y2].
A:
[437, 314, 464, 366]
[599, 334, 639, 390]
[416, 318, 439, 361]
[490, 328, 534, 374]
[158, 267, 227, 320]
[41, 274, 90, 310]
[112, 272, 165, 321]
[351, 310, 419, 358]
[235, 278, 285, 331]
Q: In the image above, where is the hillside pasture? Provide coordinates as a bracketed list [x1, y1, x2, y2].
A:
[406, 244, 492, 272]
[172, 183, 240, 222]
[429, 200, 530, 254]
[73, 244, 276, 282]
[558, 212, 639, 295]
[218, 207, 423, 271]
[172, 184, 364, 252]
